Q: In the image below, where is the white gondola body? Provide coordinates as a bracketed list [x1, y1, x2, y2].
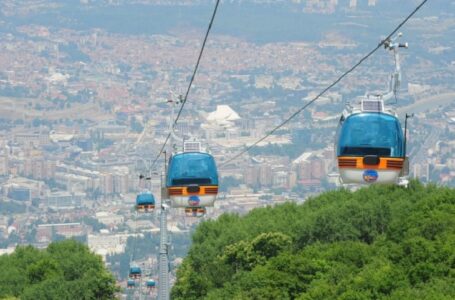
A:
[339, 168, 401, 185]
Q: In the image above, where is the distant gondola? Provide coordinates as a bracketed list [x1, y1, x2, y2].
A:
[135, 190, 155, 212]
[129, 266, 142, 279]
[146, 279, 156, 289]
[127, 279, 136, 288]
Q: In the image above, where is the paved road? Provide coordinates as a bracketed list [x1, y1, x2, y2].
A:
[410, 126, 441, 165]
[397, 92, 455, 117]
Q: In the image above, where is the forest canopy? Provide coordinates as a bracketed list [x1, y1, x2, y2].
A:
[172, 181, 455, 299]
[0, 239, 118, 300]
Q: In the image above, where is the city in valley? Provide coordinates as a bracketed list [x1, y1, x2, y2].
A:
[0, 0, 454, 289]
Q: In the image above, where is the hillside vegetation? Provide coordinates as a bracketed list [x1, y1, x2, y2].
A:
[172, 181, 455, 299]
[0, 240, 117, 300]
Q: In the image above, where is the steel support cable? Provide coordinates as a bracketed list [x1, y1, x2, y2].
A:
[173, 0, 221, 125]
[220, 0, 428, 167]
[149, 0, 221, 171]
[129, 211, 139, 270]
[150, 132, 171, 172]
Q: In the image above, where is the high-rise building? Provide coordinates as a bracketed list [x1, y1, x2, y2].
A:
[311, 159, 325, 179]
[297, 161, 312, 180]
[368, 0, 376, 6]
[101, 173, 114, 195]
[0, 155, 8, 176]
[272, 171, 288, 188]
[32, 160, 44, 179]
[288, 171, 298, 189]
[113, 173, 129, 194]
[259, 165, 273, 186]
[244, 166, 259, 186]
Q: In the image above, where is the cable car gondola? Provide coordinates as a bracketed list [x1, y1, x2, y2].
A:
[129, 266, 142, 279]
[127, 279, 136, 289]
[146, 279, 156, 289]
[135, 190, 155, 212]
[166, 151, 218, 216]
[336, 33, 410, 185]
[336, 99, 406, 184]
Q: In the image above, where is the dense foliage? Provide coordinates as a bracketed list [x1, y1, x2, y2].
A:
[172, 182, 455, 299]
[0, 240, 118, 300]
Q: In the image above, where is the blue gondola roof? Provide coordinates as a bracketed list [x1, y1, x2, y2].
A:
[136, 191, 155, 205]
[146, 280, 156, 287]
[129, 266, 142, 274]
[166, 152, 218, 187]
[127, 279, 135, 286]
[337, 112, 404, 157]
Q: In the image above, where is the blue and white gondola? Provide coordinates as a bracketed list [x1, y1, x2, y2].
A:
[135, 190, 155, 212]
[336, 99, 406, 184]
[166, 152, 218, 216]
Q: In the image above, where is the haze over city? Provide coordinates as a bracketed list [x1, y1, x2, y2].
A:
[0, 0, 454, 298]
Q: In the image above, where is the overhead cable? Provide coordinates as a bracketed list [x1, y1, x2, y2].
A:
[220, 0, 428, 167]
[149, 0, 221, 170]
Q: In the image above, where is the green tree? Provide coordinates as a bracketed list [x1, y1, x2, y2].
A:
[172, 181, 455, 299]
[0, 240, 118, 300]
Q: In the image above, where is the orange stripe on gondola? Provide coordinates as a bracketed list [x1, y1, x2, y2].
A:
[386, 160, 404, 169]
[205, 187, 218, 194]
[168, 186, 219, 196]
[136, 204, 155, 210]
[338, 157, 404, 170]
[168, 188, 184, 195]
[338, 158, 357, 167]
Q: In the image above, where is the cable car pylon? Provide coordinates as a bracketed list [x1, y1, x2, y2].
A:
[136, 164, 169, 300]
[158, 200, 170, 300]
[154, 92, 220, 299]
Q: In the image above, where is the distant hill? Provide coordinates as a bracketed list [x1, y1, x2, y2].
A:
[172, 181, 455, 299]
[2, 0, 446, 44]
[0, 240, 118, 300]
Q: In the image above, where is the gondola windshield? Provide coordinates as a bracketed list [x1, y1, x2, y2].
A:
[338, 113, 404, 157]
[166, 152, 218, 186]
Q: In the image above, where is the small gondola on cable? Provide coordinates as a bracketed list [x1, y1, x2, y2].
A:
[135, 190, 155, 212]
[127, 279, 136, 289]
[146, 279, 156, 290]
[335, 33, 411, 186]
[166, 141, 218, 217]
[128, 265, 142, 279]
